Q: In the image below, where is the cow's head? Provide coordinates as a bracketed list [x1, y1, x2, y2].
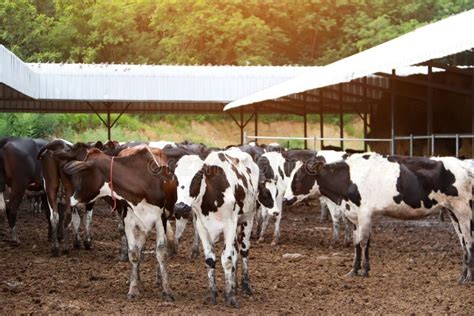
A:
[283, 158, 324, 205]
[62, 149, 107, 206]
[173, 155, 205, 219]
[257, 154, 286, 217]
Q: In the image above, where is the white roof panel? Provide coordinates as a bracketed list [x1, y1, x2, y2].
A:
[0, 46, 318, 102]
[224, 9, 474, 111]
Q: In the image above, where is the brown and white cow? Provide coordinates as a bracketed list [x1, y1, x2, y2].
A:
[63, 146, 176, 300]
[173, 150, 259, 307]
[285, 153, 474, 283]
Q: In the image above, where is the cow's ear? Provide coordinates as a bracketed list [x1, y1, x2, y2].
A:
[93, 140, 104, 150]
[63, 161, 94, 175]
[307, 160, 324, 174]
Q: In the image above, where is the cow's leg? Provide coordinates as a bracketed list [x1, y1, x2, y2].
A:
[357, 213, 372, 277]
[190, 213, 200, 259]
[71, 206, 81, 249]
[346, 222, 363, 277]
[44, 183, 60, 256]
[124, 213, 146, 299]
[174, 217, 187, 255]
[165, 219, 176, 258]
[117, 206, 129, 262]
[254, 206, 262, 238]
[83, 203, 94, 250]
[5, 186, 24, 246]
[40, 192, 52, 240]
[155, 217, 174, 301]
[0, 191, 5, 213]
[222, 224, 238, 307]
[239, 216, 255, 296]
[195, 217, 217, 305]
[328, 205, 341, 244]
[271, 212, 282, 246]
[342, 215, 353, 247]
[257, 208, 269, 244]
[320, 199, 329, 222]
[447, 205, 473, 283]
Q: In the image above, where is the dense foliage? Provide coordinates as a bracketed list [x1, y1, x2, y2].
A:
[2, 0, 473, 65]
[1, 1, 473, 142]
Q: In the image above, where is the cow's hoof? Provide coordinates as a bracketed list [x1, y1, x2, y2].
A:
[360, 270, 369, 277]
[190, 248, 199, 259]
[204, 292, 217, 305]
[62, 247, 70, 255]
[127, 289, 140, 300]
[345, 270, 359, 277]
[224, 293, 239, 308]
[257, 237, 265, 244]
[9, 239, 20, 247]
[51, 247, 60, 257]
[73, 239, 81, 249]
[271, 239, 279, 246]
[161, 291, 175, 302]
[241, 281, 252, 295]
[84, 239, 92, 250]
[119, 253, 129, 262]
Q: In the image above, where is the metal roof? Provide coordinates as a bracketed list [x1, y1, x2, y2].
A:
[0, 45, 318, 103]
[224, 9, 474, 111]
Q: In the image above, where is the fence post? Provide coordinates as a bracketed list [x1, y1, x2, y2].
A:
[409, 134, 413, 157]
[455, 134, 459, 157]
[431, 134, 435, 156]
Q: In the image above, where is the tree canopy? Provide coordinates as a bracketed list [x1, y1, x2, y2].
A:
[1, 0, 473, 65]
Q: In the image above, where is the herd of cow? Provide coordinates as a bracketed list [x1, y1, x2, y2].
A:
[1, 136, 473, 307]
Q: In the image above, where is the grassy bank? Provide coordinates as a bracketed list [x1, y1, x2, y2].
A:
[0, 113, 363, 149]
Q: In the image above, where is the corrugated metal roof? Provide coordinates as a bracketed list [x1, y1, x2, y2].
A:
[224, 9, 474, 111]
[0, 45, 318, 102]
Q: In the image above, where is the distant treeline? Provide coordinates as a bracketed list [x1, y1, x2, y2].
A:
[2, 0, 473, 65]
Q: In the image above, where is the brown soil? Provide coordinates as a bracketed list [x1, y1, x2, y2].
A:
[1, 200, 473, 314]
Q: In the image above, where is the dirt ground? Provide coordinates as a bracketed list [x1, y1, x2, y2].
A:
[1, 200, 473, 314]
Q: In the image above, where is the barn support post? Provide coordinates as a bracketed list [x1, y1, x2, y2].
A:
[106, 107, 111, 141]
[254, 107, 258, 141]
[363, 77, 368, 151]
[86, 102, 130, 141]
[427, 66, 433, 155]
[319, 90, 324, 150]
[228, 109, 255, 145]
[390, 70, 396, 155]
[338, 84, 344, 150]
[303, 94, 308, 149]
[471, 76, 474, 158]
[240, 107, 244, 145]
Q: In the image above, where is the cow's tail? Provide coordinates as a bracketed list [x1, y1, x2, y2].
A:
[37, 139, 71, 160]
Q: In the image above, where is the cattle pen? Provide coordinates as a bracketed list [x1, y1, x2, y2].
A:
[1, 7, 474, 315]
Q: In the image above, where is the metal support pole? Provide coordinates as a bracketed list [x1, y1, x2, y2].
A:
[339, 84, 344, 150]
[243, 131, 247, 145]
[409, 134, 413, 157]
[455, 134, 459, 157]
[319, 111, 324, 150]
[427, 66, 433, 155]
[240, 107, 244, 145]
[106, 105, 111, 141]
[390, 69, 396, 155]
[303, 113, 308, 149]
[431, 134, 435, 156]
[363, 113, 368, 152]
[254, 110, 258, 141]
[471, 77, 474, 158]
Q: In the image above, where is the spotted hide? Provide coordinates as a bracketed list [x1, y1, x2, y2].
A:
[173, 150, 259, 307]
[63, 147, 176, 301]
[285, 153, 474, 283]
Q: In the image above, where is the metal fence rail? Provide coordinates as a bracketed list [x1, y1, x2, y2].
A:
[244, 131, 474, 157]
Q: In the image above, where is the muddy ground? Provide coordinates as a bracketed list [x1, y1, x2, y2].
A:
[1, 200, 473, 314]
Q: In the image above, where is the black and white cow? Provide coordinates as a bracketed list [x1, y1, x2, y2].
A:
[285, 153, 474, 283]
[63, 147, 176, 300]
[173, 150, 259, 307]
